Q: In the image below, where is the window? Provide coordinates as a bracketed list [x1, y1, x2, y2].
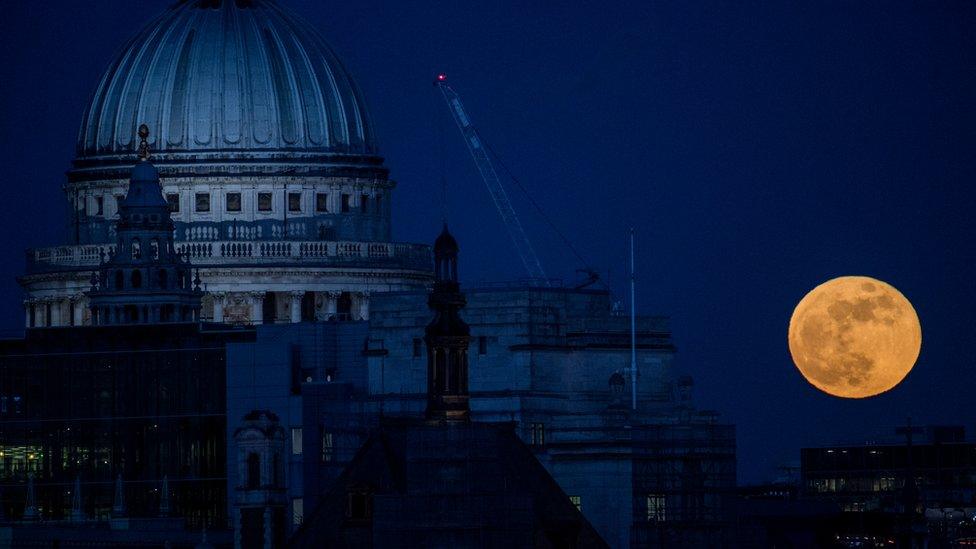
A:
[150, 239, 159, 260]
[246, 453, 260, 489]
[360, 194, 369, 213]
[195, 193, 211, 212]
[291, 428, 303, 455]
[315, 193, 329, 212]
[95, 196, 104, 216]
[131, 239, 141, 260]
[131, 270, 142, 289]
[529, 423, 545, 446]
[478, 336, 488, 355]
[166, 193, 180, 212]
[375, 194, 383, 214]
[292, 498, 304, 526]
[646, 494, 666, 522]
[341, 193, 350, 213]
[258, 192, 273, 212]
[288, 192, 302, 212]
[321, 430, 335, 463]
[413, 338, 423, 358]
[226, 192, 242, 212]
[569, 496, 582, 511]
[346, 491, 372, 520]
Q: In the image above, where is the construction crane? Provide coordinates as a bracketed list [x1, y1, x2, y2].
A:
[434, 74, 550, 286]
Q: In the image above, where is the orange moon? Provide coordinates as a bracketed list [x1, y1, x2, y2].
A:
[788, 276, 921, 398]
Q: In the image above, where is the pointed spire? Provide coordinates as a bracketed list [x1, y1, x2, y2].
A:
[70, 476, 84, 522]
[159, 475, 171, 517]
[137, 124, 151, 161]
[112, 474, 126, 517]
[23, 473, 38, 521]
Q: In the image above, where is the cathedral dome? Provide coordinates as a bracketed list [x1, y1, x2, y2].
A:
[76, 0, 377, 166]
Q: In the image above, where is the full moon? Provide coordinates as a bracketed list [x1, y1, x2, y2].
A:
[788, 276, 921, 399]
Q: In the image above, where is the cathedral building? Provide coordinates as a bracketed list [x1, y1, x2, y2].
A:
[21, 0, 432, 328]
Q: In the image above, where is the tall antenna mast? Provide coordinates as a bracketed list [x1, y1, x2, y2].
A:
[630, 228, 638, 410]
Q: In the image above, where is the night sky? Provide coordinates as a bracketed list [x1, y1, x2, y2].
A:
[1, 1, 973, 484]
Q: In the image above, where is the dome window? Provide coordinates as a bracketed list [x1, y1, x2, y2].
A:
[195, 193, 211, 213]
[288, 192, 302, 213]
[131, 270, 142, 289]
[341, 194, 351, 213]
[166, 194, 180, 213]
[226, 193, 242, 213]
[131, 239, 141, 260]
[315, 193, 329, 213]
[258, 192, 273, 212]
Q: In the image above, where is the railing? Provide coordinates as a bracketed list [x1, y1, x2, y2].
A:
[25, 240, 432, 274]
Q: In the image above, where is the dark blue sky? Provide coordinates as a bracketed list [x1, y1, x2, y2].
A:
[1, 1, 974, 483]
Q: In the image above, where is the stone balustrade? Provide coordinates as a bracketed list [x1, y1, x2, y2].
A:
[25, 240, 432, 274]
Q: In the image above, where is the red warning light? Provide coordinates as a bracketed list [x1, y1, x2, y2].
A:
[437, 74, 447, 81]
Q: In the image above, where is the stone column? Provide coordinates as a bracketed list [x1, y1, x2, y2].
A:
[250, 292, 265, 325]
[263, 506, 273, 549]
[325, 291, 339, 321]
[290, 291, 303, 323]
[71, 296, 85, 327]
[212, 292, 226, 323]
[51, 299, 62, 326]
[358, 291, 371, 321]
[23, 300, 32, 328]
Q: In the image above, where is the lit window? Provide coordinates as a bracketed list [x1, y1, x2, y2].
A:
[569, 495, 581, 511]
[529, 423, 545, 446]
[258, 192, 273, 212]
[288, 192, 302, 212]
[291, 428, 303, 455]
[316, 193, 329, 212]
[226, 192, 242, 212]
[321, 430, 334, 463]
[166, 193, 180, 212]
[195, 193, 210, 212]
[647, 494, 666, 522]
[293, 498, 303, 526]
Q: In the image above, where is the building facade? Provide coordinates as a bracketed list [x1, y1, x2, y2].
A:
[21, 0, 432, 328]
[0, 322, 255, 546]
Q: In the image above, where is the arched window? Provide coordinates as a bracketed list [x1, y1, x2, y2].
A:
[158, 269, 168, 289]
[131, 270, 142, 289]
[115, 270, 124, 290]
[246, 453, 261, 489]
[150, 239, 160, 260]
[131, 239, 141, 260]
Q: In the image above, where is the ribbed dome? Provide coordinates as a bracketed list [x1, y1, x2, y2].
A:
[77, 0, 377, 160]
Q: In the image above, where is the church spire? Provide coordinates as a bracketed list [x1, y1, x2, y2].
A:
[425, 224, 471, 421]
[87, 125, 203, 325]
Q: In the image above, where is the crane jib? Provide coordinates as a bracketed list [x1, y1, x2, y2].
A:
[437, 81, 549, 285]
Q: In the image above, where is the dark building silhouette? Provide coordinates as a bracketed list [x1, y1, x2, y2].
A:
[290, 226, 607, 548]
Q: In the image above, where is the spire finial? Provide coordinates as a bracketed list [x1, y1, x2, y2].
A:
[137, 124, 151, 161]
